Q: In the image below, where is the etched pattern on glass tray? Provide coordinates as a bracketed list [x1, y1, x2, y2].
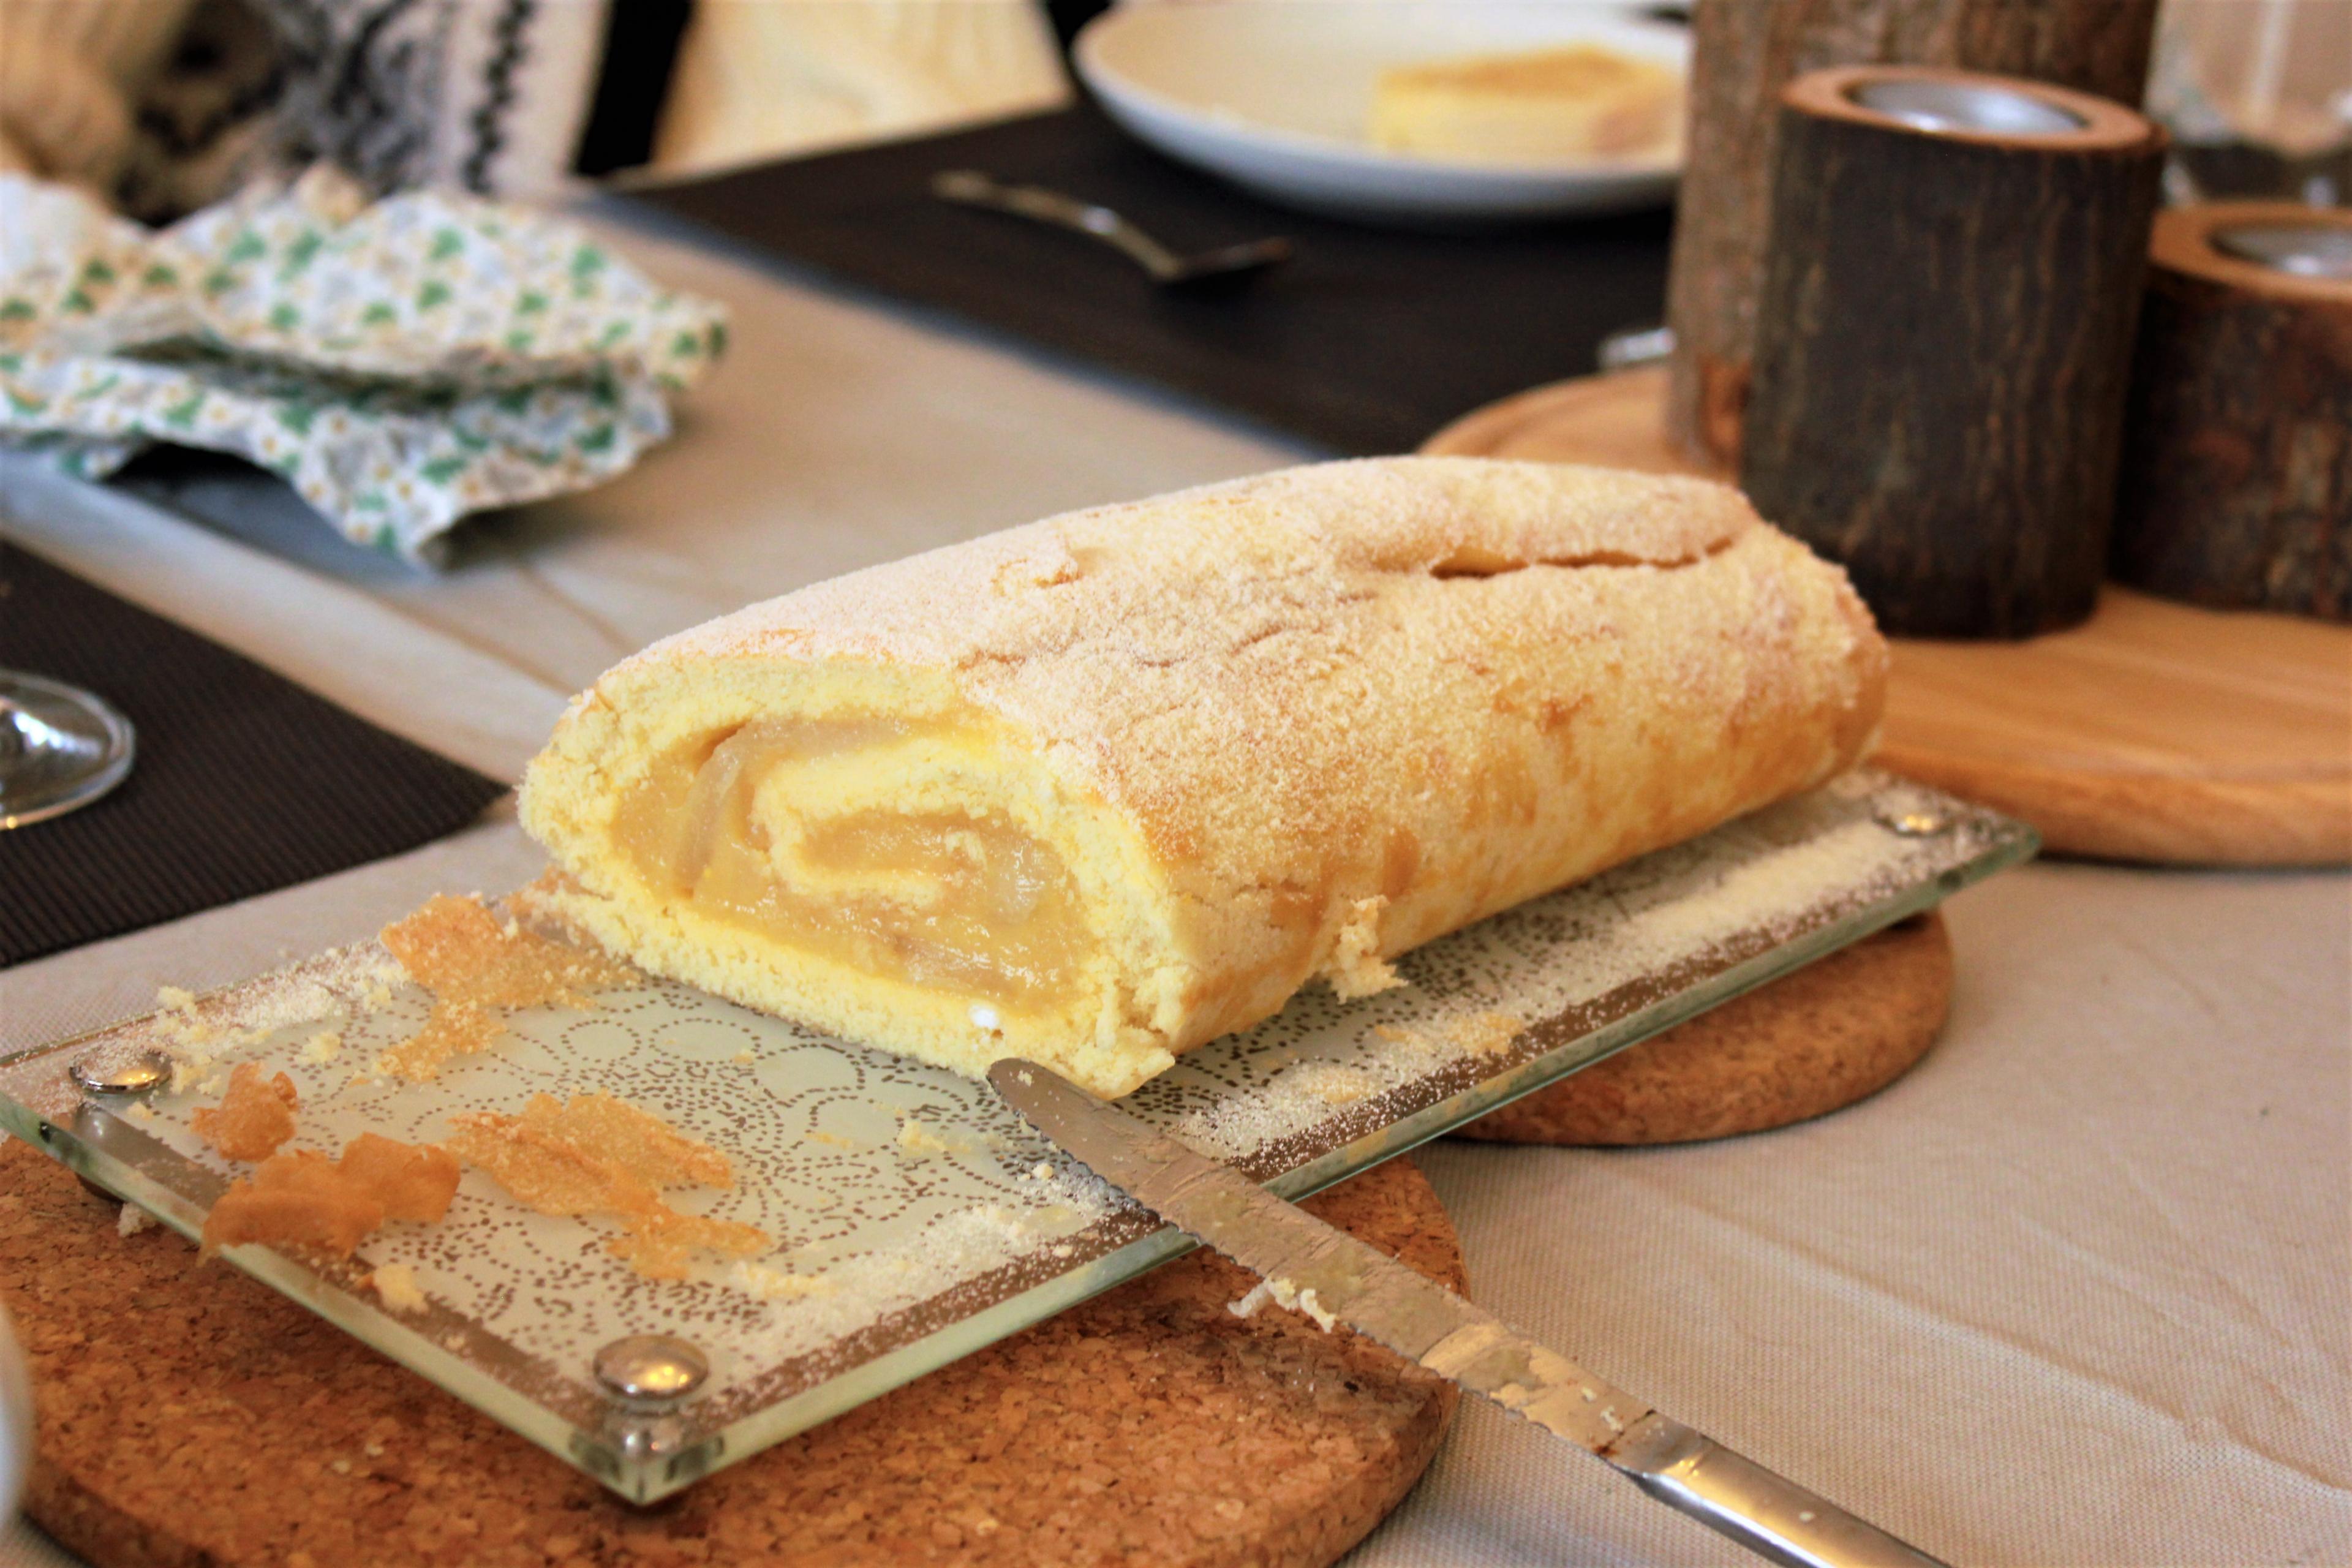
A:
[0, 770, 2034, 1501]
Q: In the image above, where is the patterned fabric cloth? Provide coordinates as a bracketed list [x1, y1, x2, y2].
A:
[0, 166, 724, 564]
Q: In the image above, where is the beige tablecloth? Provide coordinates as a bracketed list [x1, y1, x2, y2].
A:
[3, 202, 2346, 1568]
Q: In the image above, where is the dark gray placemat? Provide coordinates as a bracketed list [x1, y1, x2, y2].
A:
[0, 540, 509, 968]
[627, 104, 1673, 454]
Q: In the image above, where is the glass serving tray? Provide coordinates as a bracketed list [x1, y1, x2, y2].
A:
[1, 769, 2032, 1502]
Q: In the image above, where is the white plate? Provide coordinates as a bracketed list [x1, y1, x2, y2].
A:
[1074, 1, 1687, 226]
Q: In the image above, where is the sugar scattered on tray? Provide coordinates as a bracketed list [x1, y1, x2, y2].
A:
[717, 1174, 1112, 1363]
[733, 1262, 835, 1301]
[1170, 815, 1912, 1161]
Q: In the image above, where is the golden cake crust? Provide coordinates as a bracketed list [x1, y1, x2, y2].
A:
[522, 458, 1885, 1095]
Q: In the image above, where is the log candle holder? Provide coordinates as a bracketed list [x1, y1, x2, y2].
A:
[2113, 203, 2352, 622]
[1740, 66, 2166, 639]
[1662, 0, 2160, 470]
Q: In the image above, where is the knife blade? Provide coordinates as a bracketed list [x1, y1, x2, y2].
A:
[989, 1058, 1950, 1568]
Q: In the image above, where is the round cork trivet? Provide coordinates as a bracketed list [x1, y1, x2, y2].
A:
[1457, 912, 1953, 1145]
[0, 1145, 1461, 1568]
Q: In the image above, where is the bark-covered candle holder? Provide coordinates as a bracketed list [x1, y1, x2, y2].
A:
[2113, 203, 2352, 622]
[1739, 65, 2166, 639]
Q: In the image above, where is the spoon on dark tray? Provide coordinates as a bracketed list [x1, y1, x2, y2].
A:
[931, 169, 1291, 293]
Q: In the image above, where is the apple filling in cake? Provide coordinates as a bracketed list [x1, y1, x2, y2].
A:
[532, 684, 1189, 1096]
[609, 717, 1092, 1012]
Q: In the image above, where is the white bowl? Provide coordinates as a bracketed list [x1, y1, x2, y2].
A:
[1074, 1, 1687, 226]
[0, 1308, 28, 1524]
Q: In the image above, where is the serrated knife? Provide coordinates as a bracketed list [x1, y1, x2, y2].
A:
[990, 1059, 1949, 1568]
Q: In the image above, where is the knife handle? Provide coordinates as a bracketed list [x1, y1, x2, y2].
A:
[1606, 1415, 1951, 1568]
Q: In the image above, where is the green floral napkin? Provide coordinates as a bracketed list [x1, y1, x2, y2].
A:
[0, 168, 725, 563]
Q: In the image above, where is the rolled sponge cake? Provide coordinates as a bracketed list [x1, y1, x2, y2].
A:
[519, 458, 1887, 1097]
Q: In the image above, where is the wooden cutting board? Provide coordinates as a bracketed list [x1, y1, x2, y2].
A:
[1425, 366, 2352, 865]
[2, 1142, 1459, 1568]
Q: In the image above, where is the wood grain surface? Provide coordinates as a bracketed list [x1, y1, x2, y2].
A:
[1877, 589, 2352, 864]
[2113, 203, 2352, 620]
[1459, 912, 1952, 1145]
[2, 1144, 1461, 1568]
[1741, 67, 2166, 638]
[1664, 0, 2160, 466]
[1425, 367, 2352, 865]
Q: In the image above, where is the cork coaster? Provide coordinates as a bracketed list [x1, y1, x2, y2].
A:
[1457, 912, 1953, 1145]
[0, 1144, 1461, 1568]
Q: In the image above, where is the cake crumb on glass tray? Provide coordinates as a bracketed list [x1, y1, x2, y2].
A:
[444, 1093, 769, 1280]
[0, 771, 2032, 1502]
[189, 1063, 300, 1161]
[201, 1134, 459, 1258]
[374, 894, 636, 1082]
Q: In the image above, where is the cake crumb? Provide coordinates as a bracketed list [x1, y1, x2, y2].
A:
[895, 1118, 970, 1157]
[190, 1063, 300, 1162]
[609, 1210, 771, 1280]
[124, 1100, 157, 1123]
[301, 1030, 343, 1065]
[370, 1261, 428, 1313]
[116, 1204, 154, 1237]
[804, 1130, 858, 1150]
[1229, 1276, 1338, 1332]
[374, 894, 635, 1083]
[200, 1134, 458, 1259]
[1324, 895, 1405, 1000]
[732, 1048, 756, 1065]
[445, 1093, 767, 1281]
[377, 1001, 505, 1084]
[156, 986, 197, 1012]
[339, 1133, 464, 1221]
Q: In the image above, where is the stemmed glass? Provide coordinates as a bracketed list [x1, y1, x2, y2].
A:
[0, 669, 134, 829]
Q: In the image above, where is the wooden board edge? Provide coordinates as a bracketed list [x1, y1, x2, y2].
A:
[1875, 745, 2352, 866]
